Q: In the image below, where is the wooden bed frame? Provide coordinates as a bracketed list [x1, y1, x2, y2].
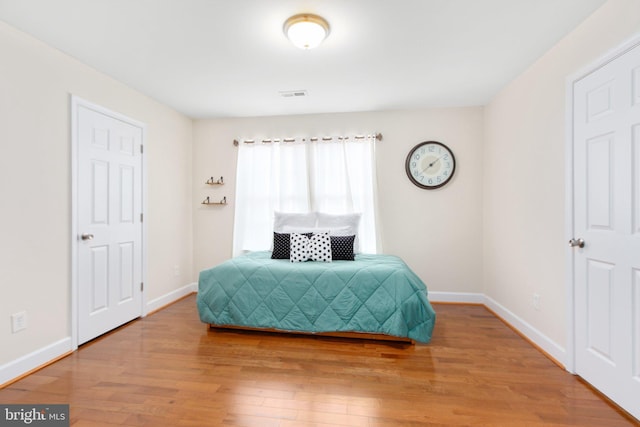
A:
[207, 324, 415, 344]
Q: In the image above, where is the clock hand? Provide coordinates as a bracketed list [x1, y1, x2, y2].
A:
[421, 154, 447, 173]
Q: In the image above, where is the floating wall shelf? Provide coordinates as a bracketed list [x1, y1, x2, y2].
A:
[206, 176, 224, 185]
[202, 196, 227, 205]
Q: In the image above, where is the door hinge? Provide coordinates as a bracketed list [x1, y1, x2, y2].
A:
[140, 282, 144, 292]
[140, 144, 144, 154]
[140, 213, 143, 223]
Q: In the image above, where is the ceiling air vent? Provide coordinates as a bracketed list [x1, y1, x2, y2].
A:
[279, 90, 308, 98]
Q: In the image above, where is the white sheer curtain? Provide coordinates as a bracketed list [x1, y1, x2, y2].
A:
[233, 137, 379, 255]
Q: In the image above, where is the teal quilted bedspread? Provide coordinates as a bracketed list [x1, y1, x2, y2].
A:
[197, 251, 436, 343]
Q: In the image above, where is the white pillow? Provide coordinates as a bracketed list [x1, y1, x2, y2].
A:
[273, 212, 317, 233]
[281, 226, 330, 234]
[316, 212, 361, 252]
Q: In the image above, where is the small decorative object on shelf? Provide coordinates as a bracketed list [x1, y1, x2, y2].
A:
[202, 196, 227, 205]
[206, 176, 224, 185]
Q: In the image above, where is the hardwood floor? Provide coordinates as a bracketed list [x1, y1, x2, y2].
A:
[1, 295, 637, 426]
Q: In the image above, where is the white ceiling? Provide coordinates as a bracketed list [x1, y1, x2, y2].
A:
[0, 0, 607, 119]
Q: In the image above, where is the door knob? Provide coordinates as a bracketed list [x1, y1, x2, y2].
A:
[81, 233, 94, 241]
[568, 238, 584, 248]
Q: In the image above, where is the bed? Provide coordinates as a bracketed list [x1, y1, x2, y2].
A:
[197, 250, 436, 343]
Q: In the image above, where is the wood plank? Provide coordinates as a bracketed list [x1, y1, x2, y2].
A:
[0, 295, 637, 426]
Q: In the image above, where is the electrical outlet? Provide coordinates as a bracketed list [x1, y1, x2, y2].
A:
[11, 311, 27, 333]
[532, 293, 541, 311]
[173, 265, 180, 277]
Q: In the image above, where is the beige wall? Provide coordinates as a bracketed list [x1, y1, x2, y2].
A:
[483, 0, 640, 348]
[0, 22, 194, 367]
[193, 107, 485, 295]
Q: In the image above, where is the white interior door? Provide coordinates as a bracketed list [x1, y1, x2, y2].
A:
[572, 42, 640, 420]
[76, 101, 144, 345]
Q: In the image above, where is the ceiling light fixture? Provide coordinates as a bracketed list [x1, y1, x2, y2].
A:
[283, 14, 330, 50]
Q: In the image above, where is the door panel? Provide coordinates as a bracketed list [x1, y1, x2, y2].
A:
[586, 259, 614, 364]
[91, 160, 109, 224]
[633, 67, 640, 105]
[586, 134, 613, 230]
[90, 245, 109, 312]
[634, 125, 640, 234]
[634, 269, 640, 379]
[118, 242, 135, 302]
[586, 80, 614, 122]
[120, 165, 135, 223]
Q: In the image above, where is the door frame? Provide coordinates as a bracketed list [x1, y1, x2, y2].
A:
[564, 33, 640, 374]
[70, 95, 148, 350]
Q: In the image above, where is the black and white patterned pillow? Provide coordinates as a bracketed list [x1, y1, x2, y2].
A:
[290, 232, 332, 263]
[330, 235, 356, 261]
[271, 232, 291, 259]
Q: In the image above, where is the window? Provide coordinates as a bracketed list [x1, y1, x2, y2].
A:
[232, 136, 379, 255]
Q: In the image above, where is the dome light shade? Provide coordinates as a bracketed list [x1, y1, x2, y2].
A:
[284, 14, 330, 49]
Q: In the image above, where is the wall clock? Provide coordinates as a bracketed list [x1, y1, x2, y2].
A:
[405, 141, 456, 189]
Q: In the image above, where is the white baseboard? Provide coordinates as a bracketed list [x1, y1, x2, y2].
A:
[0, 337, 72, 387]
[429, 291, 484, 304]
[483, 295, 567, 367]
[429, 291, 566, 367]
[0, 283, 198, 387]
[144, 282, 197, 315]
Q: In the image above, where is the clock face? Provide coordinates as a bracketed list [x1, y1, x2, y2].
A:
[405, 141, 456, 189]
